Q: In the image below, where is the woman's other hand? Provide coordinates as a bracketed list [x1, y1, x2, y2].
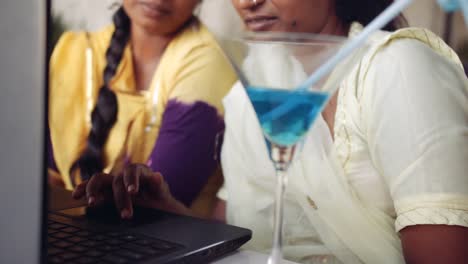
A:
[48, 168, 65, 189]
[72, 164, 192, 219]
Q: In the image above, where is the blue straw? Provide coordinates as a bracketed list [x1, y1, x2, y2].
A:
[299, 0, 412, 92]
[258, 0, 413, 125]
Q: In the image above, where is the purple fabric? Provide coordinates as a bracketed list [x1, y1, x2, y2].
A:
[148, 100, 224, 206]
[47, 100, 224, 206]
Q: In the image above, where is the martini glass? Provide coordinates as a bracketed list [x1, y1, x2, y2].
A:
[219, 31, 366, 264]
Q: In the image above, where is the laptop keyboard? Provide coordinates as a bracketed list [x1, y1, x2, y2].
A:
[47, 220, 182, 264]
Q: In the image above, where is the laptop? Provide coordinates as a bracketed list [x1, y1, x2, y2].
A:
[48, 192, 251, 264]
[0, 1, 251, 263]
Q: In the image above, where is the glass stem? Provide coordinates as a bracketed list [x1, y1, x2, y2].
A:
[268, 145, 295, 264]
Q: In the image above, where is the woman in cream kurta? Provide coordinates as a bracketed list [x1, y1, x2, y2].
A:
[219, 20, 468, 264]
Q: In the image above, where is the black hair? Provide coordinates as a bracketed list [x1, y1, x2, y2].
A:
[70, 7, 130, 184]
[335, 0, 407, 31]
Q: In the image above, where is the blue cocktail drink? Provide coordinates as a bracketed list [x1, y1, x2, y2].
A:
[218, 31, 366, 264]
[247, 86, 329, 147]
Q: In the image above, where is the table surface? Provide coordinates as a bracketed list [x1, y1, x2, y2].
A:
[213, 250, 299, 264]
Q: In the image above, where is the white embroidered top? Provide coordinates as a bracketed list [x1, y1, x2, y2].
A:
[334, 24, 468, 232]
[219, 24, 468, 264]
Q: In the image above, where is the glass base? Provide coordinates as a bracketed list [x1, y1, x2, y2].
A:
[268, 144, 296, 264]
[267, 248, 283, 264]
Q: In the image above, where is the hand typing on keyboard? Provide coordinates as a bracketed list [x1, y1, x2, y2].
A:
[72, 164, 193, 219]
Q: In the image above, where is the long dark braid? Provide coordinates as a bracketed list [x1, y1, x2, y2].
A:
[335, 0, 407, 31]
[71, 7, 130, 183]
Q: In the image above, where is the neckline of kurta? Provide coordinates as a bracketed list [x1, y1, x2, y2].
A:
[108, 20, 202, 104]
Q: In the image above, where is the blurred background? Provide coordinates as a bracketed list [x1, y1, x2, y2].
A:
[51, 0, 468, 63]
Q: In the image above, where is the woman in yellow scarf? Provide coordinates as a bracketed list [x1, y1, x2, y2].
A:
[48, 0, 236, 211]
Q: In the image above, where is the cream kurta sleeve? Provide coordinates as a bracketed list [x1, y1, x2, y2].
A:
[362, 38, 468, 232]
